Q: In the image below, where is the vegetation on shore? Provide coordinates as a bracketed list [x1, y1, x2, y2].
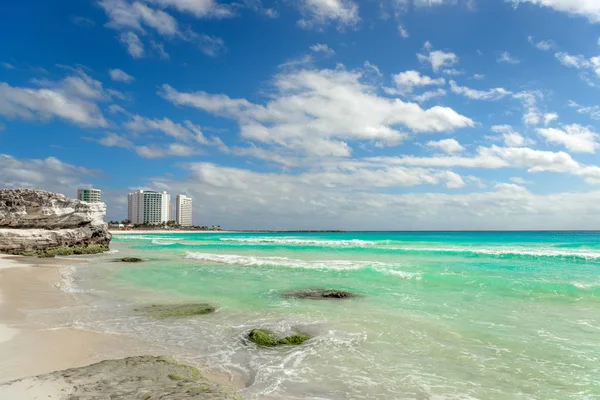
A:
[135, 304, 216, 319]
[21, 244, 109, 258]
[247, 329, 311, 346]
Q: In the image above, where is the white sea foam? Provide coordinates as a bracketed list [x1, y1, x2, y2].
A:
[52, 265, 89, 294]
[219, 237, 376, 247]
[185, 251, 421, 280]
[151, 239, 176, 245]
[388, 246, 600, 260]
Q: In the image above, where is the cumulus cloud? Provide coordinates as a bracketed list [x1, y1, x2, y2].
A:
[297, 0, 360, 30]
[391, 70, 445, 94]
[426, 138, 464, 154]
[0, 69, 110, 127]
[491, 125, 534, 147]
[109, 68, 135, 83]
[310, 43, 335, 56]
[498, 51, 520, 64]
[159, 65, 475, 157]
[537, 124, 599, 153]
[0, 154, 101, 196]
[398, 24, 409, 38]
[143, 0, 233, 18]
[119, 32, 145, 58]
[449, 80, 512, 100]
[417, 42, 458, 73]
[528, 36, 554, 51]
[413, 88, 447, 103]
[509, 0, 600, 23]
[569, 100, 600, 120]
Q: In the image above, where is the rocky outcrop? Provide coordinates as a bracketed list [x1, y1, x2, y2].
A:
[0, 189, 111, 256]
[0, 356, 241, 399]
[281, 288, 358, 300]
[247, 329, 311, 346]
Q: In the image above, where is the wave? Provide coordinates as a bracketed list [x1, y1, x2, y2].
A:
[219, 237, 376, 247]
[184, 251, 421, 279]
[379, 246, 600, 261]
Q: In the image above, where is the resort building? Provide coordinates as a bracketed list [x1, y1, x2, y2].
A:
[77, 188, 102, 203]
[176, 195, 193, 227]
[127, 190, 171, 225]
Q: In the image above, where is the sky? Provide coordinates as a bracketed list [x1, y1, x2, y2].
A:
[2, 0, 600, 230]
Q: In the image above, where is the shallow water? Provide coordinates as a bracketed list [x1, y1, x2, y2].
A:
[64, 232, 600, 399]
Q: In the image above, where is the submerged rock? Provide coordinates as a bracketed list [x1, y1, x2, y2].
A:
[136, 304, 216, 319]
[0, 355, 241, 399]
[121, 257, 144, 263]
[282, 288, 358, 300]
[0, 189, 111, 256]
[247, 329, 311, 346]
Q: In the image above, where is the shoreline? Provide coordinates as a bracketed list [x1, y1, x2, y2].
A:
[0, 254, 244, 398]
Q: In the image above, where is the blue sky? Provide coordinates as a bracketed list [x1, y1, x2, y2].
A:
[2, 0, 600, 229]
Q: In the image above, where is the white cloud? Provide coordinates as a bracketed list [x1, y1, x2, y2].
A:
[109, 68, 135, 83]
[195, 34, 226, 57]
[449, 80, 512, 100]
[99, 0, 180, 36]
[398, 24, 409, 38]
[491, 125, 534, 147]
[417, 42, 458, 73]
[143, 0, 233, 18]
[98, 132, 134, 148]
[473, 74, 484, 80]
[413, 88, 447, 103]
[513, 90, 543, 125]
[391, 70, 445, 94]
[159, 66, 475, 156]
[1, 62, 15, 69]
[124, 115, 212, 143]
[528, 36, 554, 51]
[310, 43, 335, 55]
[543, 112, 558, 126]
[509, 0, 600, 23]
[537, 124, 599, 153]
[510, 176, 533, 185]
[569, 100, 600, 120]
[442, 68, 463, 76]
[119, 32, 145, 58]
[297, 0, 360, 29]
[133, 160, 600, 230]
[426, 138, 464, 154]
[72, 16, 96, 27]
[498, 51, 520, 64]
[151, 40, 170, 59]
[0, 153, 100, 195]
[0, 69, 110, 127]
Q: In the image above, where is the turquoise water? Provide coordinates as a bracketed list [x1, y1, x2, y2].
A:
[74, 232, 600, 399]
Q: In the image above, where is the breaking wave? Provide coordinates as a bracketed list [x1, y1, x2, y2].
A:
[219, 237, 376, 247]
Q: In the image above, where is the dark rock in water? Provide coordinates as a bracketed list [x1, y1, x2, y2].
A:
[136, 304, 216, 319]
[247, 329, 311, 346]
[0, 189, 111, 256]
[121, 257, 144, 263]
[0, 356, 241, 399]
[282, 288, 358, 300]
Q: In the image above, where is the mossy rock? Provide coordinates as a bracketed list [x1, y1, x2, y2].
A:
[247, 329, 311, 347]
[20, 244, 109, 258]
[121, 257, 144, 263]
[282, 288, 358, 300]
[136, 304, 216, 319]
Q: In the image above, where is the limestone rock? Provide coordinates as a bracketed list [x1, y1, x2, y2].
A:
[0, 356, 241, 399]
[281, 288, 358, 300]
[0, 189, 111, 255]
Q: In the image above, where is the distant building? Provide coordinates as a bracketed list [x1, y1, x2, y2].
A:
[169, 203, 173, 221]
[77, 188, 102, 203]
[176, 195, 193, 227]
[127, 190, 171, 225]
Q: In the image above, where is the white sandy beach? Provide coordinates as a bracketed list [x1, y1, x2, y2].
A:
[0, 254, 243, 399]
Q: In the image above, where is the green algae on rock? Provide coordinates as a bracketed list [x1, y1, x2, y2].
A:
[136, 304, 216, 319]
[0, 356, 241, 399]
[247, 329, 311, 346]
[21, 244, 109, 258]
[282, 288, 358, 300]
[121, 257, 144, 262]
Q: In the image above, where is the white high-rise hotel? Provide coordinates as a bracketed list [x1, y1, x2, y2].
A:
[128, 190, 171, 224]
[176, 195, 193, 227]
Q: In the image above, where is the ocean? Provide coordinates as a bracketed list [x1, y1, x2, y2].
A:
[64, 231, 600, 399]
